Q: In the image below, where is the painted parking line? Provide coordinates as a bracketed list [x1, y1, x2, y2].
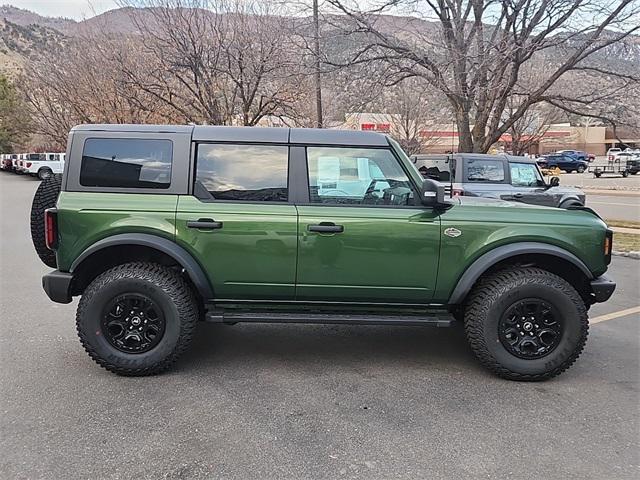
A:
[591, 306, 640, 325]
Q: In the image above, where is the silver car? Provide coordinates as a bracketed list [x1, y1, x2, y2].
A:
[413, 153, 585, 208]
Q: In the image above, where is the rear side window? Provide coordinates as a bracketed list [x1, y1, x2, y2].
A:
[465, 159, 505, 183]
[80, 138, 173, 189]
[195, 144, 289, 202]
[414, 157, 452, 182]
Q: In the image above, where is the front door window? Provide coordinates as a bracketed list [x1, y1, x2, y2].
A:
[307, 147, 415, 206]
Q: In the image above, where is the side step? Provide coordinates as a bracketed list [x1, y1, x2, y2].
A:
[205, 311, 455, 327]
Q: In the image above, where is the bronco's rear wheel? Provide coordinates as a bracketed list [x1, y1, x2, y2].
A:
[464, 267, 588, 381]
[30, 173, 62, 268]
[76, 262, 198, 376]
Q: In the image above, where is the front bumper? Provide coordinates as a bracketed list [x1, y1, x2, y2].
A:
[42, 270, 73, 304]
[590, 274, 616, 303]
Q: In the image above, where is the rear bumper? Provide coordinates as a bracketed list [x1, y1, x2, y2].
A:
[42, 270, 73, 304]
[590, 274, 616, 303]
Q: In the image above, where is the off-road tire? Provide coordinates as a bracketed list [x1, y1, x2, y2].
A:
[559, 200, 583, 209]
[464, 267, 588, 381]
[76, 262, 198, 376]
[30, 173, 62, 268]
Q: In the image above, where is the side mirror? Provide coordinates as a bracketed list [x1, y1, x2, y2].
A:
[549, 176, 560, 187]
[421, 178, 446, 207]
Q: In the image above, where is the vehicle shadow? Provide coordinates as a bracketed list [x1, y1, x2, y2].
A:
[176, 321, 481, 375]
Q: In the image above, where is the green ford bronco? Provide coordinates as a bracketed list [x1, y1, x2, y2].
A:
[33, 124, 616, 380]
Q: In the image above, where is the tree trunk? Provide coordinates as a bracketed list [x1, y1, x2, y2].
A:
[454, 105, 473, 153]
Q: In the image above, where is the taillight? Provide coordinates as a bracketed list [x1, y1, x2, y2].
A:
[604, 229, 613, 265]
[608, 155, 613, 161]
[44, 208, 58, 250]
[452, 188, 465, 196]
[26, 162, 32, 168]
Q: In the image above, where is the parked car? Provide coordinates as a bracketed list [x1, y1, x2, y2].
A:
[0, 154, 14, 170]
[14, 153, 25, 173]
[606, 148, 622, 161]
[557, 150, 588, 162]
[413, 153, 585, 208]
[606, 147, 622, 156]
[626, 153, 640, 175]
[537, 153, 589, 173]
[33, 124, 615, 380]
[21, 152, 65, 180]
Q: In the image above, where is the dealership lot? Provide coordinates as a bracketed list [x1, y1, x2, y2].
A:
[1, 172, 638, 480]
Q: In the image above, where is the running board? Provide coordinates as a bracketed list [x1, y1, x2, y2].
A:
[205, 311, 455, 327]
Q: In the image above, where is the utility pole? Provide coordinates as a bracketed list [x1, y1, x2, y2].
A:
[313, 0, 323, 128]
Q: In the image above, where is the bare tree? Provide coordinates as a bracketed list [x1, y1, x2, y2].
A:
[318, 0, 640, 153]
[120, 0, 306, 126]
[377, 79, 449, 154]
[22, 32, 173, 147]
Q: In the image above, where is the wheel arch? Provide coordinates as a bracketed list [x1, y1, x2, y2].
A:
[69, 233, 214, 300]
[448, 242, 593, 306]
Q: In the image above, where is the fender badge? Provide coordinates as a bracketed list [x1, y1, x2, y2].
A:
[444, 227, 462, 238]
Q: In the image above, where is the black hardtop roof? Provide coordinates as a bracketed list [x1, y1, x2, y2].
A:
[414, 152, 537, 164]
[71, 124, 390, 147]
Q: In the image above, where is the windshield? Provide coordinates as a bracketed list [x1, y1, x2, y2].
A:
[387, 136, 425, 181]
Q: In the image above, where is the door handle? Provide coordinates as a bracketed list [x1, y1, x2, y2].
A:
[187, 218, 223, 230]
[308, 222, 344, 233]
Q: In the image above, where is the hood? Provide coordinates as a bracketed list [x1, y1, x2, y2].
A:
[451, 195, 604, 227]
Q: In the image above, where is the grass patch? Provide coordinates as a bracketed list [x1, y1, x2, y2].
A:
[613, 232, 640, 252]
[606, 219, 640, 229]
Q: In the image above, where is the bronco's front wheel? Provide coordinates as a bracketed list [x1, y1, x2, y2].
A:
[76, 262, 198, 376]
[464, 267, 588, 381]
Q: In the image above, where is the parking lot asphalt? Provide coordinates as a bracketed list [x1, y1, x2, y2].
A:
[1, 172, 639, 480]
[586, 195, 640, 223]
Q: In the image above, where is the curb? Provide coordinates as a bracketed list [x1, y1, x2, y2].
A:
[612, 250, 640, 259]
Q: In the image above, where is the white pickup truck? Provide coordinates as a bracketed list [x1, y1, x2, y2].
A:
[21, 153, 65, 179]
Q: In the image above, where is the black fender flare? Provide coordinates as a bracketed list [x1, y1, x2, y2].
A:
[70, 233, 214, 299]
[447, 242, 593, 305]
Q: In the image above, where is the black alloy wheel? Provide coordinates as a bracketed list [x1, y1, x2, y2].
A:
[498, 299, 562, 359]
[101, 293, 166, 354]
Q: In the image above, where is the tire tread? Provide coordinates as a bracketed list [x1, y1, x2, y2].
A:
[30, 173, 62, 268]
[76, 262, 198, 376]
[464, 267, 588, 381]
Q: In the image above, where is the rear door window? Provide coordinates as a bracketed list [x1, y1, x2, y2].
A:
[464, 158, 505, 183]
[80, 138, 173, 189]
[195, 144, 289, 202]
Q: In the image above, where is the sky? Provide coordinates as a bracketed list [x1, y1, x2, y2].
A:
[5, 0, 119, 19]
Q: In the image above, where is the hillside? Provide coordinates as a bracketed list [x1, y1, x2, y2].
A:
[1, 3, 638, 97]
[0, 4, 75, 32]
[0, 17, 65, 77]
